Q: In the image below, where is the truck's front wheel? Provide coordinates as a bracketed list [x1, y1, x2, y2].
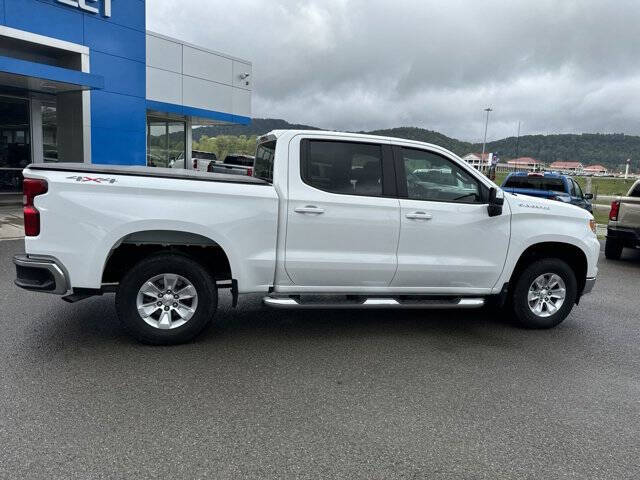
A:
[510, 258, 577, 329]
[116, 253, 217, 345]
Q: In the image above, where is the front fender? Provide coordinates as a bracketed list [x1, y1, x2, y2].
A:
[493, 210, 600, 292]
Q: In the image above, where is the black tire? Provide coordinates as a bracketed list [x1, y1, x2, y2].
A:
[510, 258, 577, 329]
[604, 238, 623, 260]
[115, 253, 217, 345]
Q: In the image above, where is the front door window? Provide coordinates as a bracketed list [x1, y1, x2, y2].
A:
[0, 96, 31, 194]
[402, 148, 482, 203]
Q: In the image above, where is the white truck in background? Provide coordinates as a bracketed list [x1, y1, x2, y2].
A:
[14, 130, 599, 345]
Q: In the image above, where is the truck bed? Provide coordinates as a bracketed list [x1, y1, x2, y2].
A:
[21, 162, 279, 293]
[27, 163, 268, 185]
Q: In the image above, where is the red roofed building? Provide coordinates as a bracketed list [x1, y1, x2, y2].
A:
[506, 157, 542, 172]
[584, 165, 608, 175]
[549, 161, 584, 174]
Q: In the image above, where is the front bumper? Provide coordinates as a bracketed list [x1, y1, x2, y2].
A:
[582, 277, 596, 295]
[13, 254, 69, 295]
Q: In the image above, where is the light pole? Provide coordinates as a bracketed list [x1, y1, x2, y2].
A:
[515, 120, 521, 159]
[481, 107, 493, 173]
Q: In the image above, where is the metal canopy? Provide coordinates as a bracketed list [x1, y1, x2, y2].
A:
[0, 55, 104, 94]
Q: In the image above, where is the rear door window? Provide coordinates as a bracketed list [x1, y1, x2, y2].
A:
[302, 140, 384, 197]
[254, 140, 276, 183]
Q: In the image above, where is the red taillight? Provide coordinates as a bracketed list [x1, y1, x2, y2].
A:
[246, 167, 253, 176]
[23, 178, 48, 237]
[193, 159, 198, 170]
[609, 200, 620, 221]
[23, 206, 41, 237]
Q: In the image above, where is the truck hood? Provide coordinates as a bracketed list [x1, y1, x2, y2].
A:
[505, 192, 591, 220]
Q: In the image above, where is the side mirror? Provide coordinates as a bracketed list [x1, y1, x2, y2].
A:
[584, 193, 594, 200]
[488, 187, 504, 217]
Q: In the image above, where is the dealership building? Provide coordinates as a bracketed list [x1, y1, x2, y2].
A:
[0, 0, 252, 195]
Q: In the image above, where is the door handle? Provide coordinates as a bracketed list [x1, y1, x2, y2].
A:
[405, 211, 432, 220]
[294, 206, 325, 214]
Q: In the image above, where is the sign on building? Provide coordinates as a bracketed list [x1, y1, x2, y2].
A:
[57, 0, 111, 18]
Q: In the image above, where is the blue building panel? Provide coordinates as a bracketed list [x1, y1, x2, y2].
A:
[1, 0, 249, 168]
[90, 51, 145, 98]
[84, 15, 146, 63]
[91, 126, 147, 166]
[98, 0, 146, 32]
[4, 0, 84, 44]
[90, 91, 146, 132]
[0, 55, 104, 89]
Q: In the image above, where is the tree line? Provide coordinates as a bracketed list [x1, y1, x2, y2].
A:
[192, 135, 258, 162]
[191, 119, 640, 172]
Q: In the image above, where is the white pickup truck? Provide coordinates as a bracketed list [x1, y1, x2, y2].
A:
[14, 130, 599, 344]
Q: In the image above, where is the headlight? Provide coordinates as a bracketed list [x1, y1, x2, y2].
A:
[589, 219, 597, 234]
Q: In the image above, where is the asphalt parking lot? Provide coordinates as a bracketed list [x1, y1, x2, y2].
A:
[1, 239, 639, 479]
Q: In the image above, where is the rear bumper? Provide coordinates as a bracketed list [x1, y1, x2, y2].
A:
[607, 226, 640, 247]
[582, 277, 596, 295]
[13, 254, 69, 295]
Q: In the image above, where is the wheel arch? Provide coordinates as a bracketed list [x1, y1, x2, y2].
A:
[509, 241, 588, 297]
[101, 229, 234, 285]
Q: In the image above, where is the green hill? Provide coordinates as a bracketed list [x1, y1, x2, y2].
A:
[193, 119, 640, 171]
[192, 118, 319, 141]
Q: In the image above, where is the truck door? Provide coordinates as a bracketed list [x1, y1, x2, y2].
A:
[284, 137, 400, 287]
[392, 146, 511, 292]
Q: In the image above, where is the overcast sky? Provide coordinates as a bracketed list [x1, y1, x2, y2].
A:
[148, 0, 640, 142]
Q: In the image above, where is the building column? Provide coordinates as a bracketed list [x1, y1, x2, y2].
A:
[30, 99, 43, 163]
[186, 117, 193, 169]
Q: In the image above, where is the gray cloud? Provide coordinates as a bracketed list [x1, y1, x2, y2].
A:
[148, 0, 640, 141]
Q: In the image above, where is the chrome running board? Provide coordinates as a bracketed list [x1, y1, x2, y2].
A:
[263, 296, 485, 309]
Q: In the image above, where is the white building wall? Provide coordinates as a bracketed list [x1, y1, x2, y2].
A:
[145, 31, 252, 119]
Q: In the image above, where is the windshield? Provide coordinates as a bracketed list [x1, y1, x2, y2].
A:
[503, 176, 565, 192]
[254, 140, 276, 183]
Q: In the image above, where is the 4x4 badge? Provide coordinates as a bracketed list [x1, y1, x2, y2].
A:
[67, 176, 116, 184]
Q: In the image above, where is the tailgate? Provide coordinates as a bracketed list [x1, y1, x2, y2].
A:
[618, 197, 640, 227]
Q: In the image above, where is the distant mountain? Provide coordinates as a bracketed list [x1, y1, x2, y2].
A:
[482, 133, 640, 171]
[193, 118, 640, 171]
[192, 118, 319, 141]
[363, 127, 474, 157]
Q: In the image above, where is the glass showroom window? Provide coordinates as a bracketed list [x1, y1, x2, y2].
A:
[42, 103, 58, 162]
[147, 117, 186, 168]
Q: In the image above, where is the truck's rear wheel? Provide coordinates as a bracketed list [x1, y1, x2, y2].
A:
[116, 253, 217, 345]
[510, 258, 577, 329]
[604, 238, 623, 260]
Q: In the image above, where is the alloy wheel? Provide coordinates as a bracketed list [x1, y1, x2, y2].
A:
[135, 273, 198, 330]
[527, 273, 566, 318]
